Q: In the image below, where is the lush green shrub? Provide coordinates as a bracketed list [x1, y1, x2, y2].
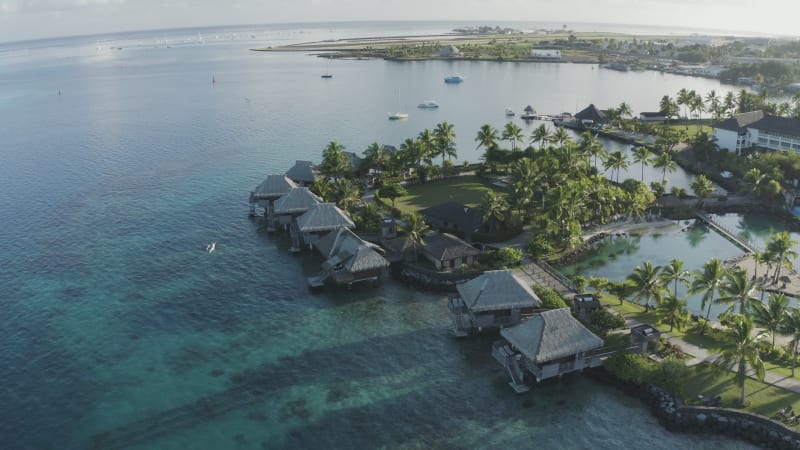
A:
[526, 234, 554, 257]
[532, 285, 569, 309]
[497, 247, 523, 266]
[590, 308, 625, 334]
[652, 357, 689, 397]
[604, 353, 655, 384]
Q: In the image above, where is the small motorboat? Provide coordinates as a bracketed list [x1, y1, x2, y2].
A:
[444, 75, 464, 83]
[417, 100, 439, 109]
[505, 108, 515, 116]
[388, 112, 409, 120]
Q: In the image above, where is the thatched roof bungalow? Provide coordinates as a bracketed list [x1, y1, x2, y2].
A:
[422, 233, 481, 271]
[248, 174, 298, 226]
[296, 203, 355, 249]
[313, 227, 389, 286]
[274, 187, 321, 217]
[448, 269, 541, 336]
[493, 308, 604, 391]
[286, 160, 317, 186]
[574, 104, 608, 126]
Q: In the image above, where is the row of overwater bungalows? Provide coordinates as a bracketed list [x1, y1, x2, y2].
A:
[449, 270, 659, 393]
[250, 162, 389, 287]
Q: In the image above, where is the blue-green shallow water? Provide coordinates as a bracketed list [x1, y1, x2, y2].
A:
[1, 23, 759, 449]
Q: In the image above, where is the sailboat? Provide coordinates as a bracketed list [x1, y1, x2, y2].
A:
[388, 89, 408, 120]
[321, 58, 333, 79]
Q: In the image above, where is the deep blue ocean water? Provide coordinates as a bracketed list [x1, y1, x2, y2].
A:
[0, 23, 761, 449]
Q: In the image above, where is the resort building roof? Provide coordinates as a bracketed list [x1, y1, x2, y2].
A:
[286, 160, 317, 185]
[501, 308, 603, 364]
[715, 111, 800, 137]
[423, 233, 481, 261]
[456, 270, 541, 313]
[422, 201, 483, 235]
[297, 203, 355, 233]
[575, 104, 608, 124]
[252, 175, 297, 200]
[714, 110, 766, 133]
[274, 187, 321, 215]
[316, 227, 389, 274]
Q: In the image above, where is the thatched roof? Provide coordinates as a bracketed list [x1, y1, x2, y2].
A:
[575, 104, 607, 124]
[286, 160, 317, 184]
[274, 187, 321, 215]
[297, 203, 355, 233]
[422, 202, 483, 233]
[457, 270, 541, 313]
[317, 227, 389, 274]
[252, 175, 297, 200]
[501, 308, 603, 364]
[423, 233, 481, 261]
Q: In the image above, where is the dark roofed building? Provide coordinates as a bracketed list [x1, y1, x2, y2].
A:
[638, 112, 668, 123]
[713, 111, 800, 154]
[574, 104, 608, 126]
[286, 160, 317, 186]
[422, 201, 483, 240]
[422, 233, 481, 271]
[313, 227, 390, 286]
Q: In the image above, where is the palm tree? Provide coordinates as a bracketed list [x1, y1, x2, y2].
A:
[626, 261, 664, 311]
[418, 128, 437, 166]
[723, 91, 737, 117]
[502, 121, 525, 151]
[332, 178, 361, 212]
[717, 269, 760, 317]
[399, 137, 423, 181]
[688, 258, 727, 334]
[603, 150, 628, 183]
[475, 123, 498, 151]
[434, 121, 457, 166]
[320, 140, 350, 179]
[551, 126, 571, 149]
[403, 213, 429, 262]
[311, 178, 332, 202]
[660, 259, 690, 298]
[766, 231, 798, 285]
[657, 294, 691, 332]
[530, 124, 550, 150]
[630, 146, 651, 182]
[689, 93, 705, 131]
[714, 315, 766, 405]
[481, 190, 509, 232]
[659, 95, 678, 125]
[362, 142, 387, 174]
[779, 308, 800, 377]
[617, 102, 632, 126]
[651, 152, 676, 186]
[676, 88, 690, 124]
[752, 293, 789, 349]
[690, 175, 714, 207]
[705, 89, 721, 124]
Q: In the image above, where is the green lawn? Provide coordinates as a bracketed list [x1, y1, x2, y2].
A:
[683, 363, 800, 424]
[662, 122, 712, 140]
[392, 176, 500, 216]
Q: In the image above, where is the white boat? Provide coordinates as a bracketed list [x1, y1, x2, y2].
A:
[417, 100, 439, 109]
[444, 75, 464, 83]
[505, 108, 515, 116]
[388, 112, 409, 120]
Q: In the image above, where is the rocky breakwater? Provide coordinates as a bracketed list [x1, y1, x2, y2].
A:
[645, 385, 800, 449]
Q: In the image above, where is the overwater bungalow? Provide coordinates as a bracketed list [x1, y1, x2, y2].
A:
[492, 308, 606, 392]
[422, 233, 481, 271]
[286, 160, 317, 186]
[296, 203, 355, 250]
[248, 175, 297, 227]
[274, 187, 323, 249]
[574, 104, 608, 127]
[309, 226, 390, 287]
[448, 269, 542, 337]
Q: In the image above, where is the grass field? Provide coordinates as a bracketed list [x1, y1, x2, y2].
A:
[392, 176, 500, 215]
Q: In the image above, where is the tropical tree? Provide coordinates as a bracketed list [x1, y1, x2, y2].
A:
[676, 88, 691, 125]
[779, 308, 800, 377]
[660, 259, 690, 298]
[752, 293, 789, 349]
[418, 128, 437, 167]
[657, 294, 691, 332]
[690, 175, 714, 207]
[659, 95, 678, 125]
[631, 145, 651, 182]
[579, 131, 606, 169]
[434, 121, 457, 166]
[723, 91, 737, 117]
[320, 140, 350, 179]
[403, 213, 429, 262]
[530, 124, 550, 150]
[717, 269, 760, 317]
[551, 126, 571, 149]
[502, 121, 525, 151]
[688, 258, 727, 334]
[626, 261, 665, 311]
[481, 190, 509, 232]
[475, 123, 499, 151]
[651, 152, 677, 186]
[332, 178, 361, 212]
[399, 137, 424, 181]
[362, 142, 388, 175]
[378, 182, 407, 209]
[604, 150, 629, 183]
[689, 93, 705, 131]
[617, 102, 632, 127]
[705, 89, 721, 124]
[766, 231, 798, 284]
[714, 315, 766, 405]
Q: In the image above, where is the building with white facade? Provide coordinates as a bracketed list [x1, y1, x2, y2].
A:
[713, 111, 800, 154]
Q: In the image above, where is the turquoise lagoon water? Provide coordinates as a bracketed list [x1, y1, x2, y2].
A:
[0, 23, 761, 449]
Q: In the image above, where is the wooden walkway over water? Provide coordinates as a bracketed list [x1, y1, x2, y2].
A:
[695, 213, 760, 254]
[517, 259, 575, 297]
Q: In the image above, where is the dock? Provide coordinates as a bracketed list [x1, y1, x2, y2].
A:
[695, 213, 759, 254]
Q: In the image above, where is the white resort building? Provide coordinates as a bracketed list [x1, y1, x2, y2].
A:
[713, 111, 800, 154]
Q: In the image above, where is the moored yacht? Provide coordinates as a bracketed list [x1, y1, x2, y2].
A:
[417, 100, 439, 109]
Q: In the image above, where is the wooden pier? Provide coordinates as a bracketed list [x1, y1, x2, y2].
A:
[695, 213, 759, 254]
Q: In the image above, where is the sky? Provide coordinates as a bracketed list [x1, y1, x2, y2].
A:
[0, 0, 798, 43]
